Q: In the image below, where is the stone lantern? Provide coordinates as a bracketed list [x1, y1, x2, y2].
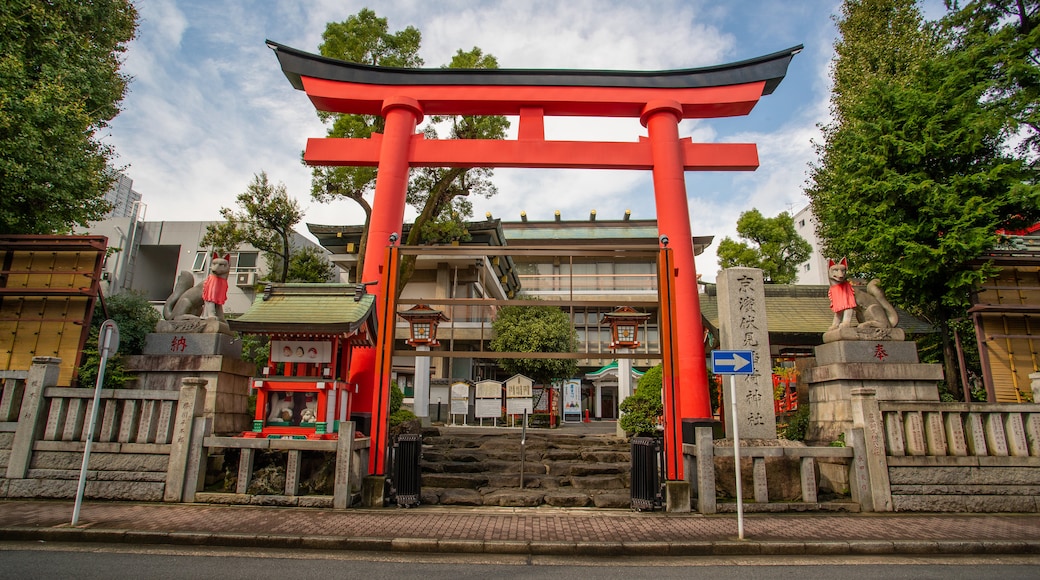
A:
[398, 304, 448, 423]
[601, 306, 651, 435]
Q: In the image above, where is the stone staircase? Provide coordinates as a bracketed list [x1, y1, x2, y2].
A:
[416, 427, 633, 508]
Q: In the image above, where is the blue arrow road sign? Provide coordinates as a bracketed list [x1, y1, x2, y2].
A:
[712, 350, 754, 374]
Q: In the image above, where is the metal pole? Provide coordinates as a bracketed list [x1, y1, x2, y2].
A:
[520, 409, 527, 488]
[729, 375, 744, 540]
[72, 324, 114, 527]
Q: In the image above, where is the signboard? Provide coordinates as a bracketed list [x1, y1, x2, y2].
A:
[711, 350, 754, 375]
[475, 399, 501, 419]
[450, 382, 469, 415]
[505, 374, 534, 416]
[474, 379, 502, 419]
[506, 383, 532, 398]
[562, 379, 582, 422]
[475, 381, 501, 399]
[272, 340, 332, 363]
[506, 398, 533, 415]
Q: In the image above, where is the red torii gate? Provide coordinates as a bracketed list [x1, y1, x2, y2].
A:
[269, 41, 800, 477]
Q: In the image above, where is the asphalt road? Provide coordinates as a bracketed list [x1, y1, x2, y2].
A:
[2, 543, 1039, 580]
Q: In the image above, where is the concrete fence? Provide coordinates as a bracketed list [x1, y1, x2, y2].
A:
[683, 387, 1040, 514]
[684, 427, 855, 514]
[876, 397, 1040, 512]
[0, 357, 371, 507]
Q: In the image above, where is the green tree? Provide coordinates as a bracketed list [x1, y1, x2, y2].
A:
[806, 0, 1040, 397]
[716, 209, 812, 283]
[0, 1, 137, 234]
[490, 302, 579, 387]
[286, 245, 336, 283]
[312, 10, 508, 289]
[619, 365, 664, 436]
[943, 1, 1039, 170]
[202, 172, 304, 283]
[309, 9, 422, 281]
[77, 291, 159, 389]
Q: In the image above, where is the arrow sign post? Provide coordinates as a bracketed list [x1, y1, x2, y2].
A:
[711, 350, 754, 375]
[710, 349, 754, 539]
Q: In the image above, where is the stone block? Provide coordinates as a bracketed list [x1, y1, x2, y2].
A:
[892, 494, 1038, 513]
[144, 332, 242, 357]
[665, 480, 691, 512]
[814, 340, 919, 365]
[361, 475, 385, 507]
[817, 459, 850, 495]
[805, 363, 944, 384]
[543, 490, 591, 507]
[30, 451, 168, 472]
[1005, 413, 1030, 457]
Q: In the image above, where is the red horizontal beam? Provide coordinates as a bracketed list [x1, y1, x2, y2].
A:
[305, 135, 759, 171]
[302, 76, 767, 119]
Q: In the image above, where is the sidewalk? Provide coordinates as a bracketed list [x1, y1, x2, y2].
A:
[1, 499, 1039, 556]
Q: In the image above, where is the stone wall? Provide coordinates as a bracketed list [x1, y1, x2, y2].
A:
[1, 358, 210, 503]
[878, 401, 1040, 512]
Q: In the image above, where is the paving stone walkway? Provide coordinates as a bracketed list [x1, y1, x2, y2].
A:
[1, 499, 1038, 556]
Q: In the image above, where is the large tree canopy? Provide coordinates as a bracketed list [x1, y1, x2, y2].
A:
[716, 209, 812, 284]
[944, 0, 1039, 170]
[806, 0, 1040, 397]
[0, 0, 138, 234]
[311, 9, 508, 289]
[202, 172, 304, 283]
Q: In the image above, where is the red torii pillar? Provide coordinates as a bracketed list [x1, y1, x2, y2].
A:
[641, 101, 712, 441]
[347, 97, 424, 434]
[268, 41, 800, 476]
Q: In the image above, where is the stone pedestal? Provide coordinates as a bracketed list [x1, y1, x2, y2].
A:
[803, 340, 942, 445]
[124, 332, 255, 435]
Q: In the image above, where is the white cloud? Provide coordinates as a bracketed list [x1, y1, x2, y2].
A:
[107, 0, 840, 270]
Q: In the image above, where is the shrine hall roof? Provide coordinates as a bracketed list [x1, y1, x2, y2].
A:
[229, 284, 376, 342]
[267, 40, 802, 95]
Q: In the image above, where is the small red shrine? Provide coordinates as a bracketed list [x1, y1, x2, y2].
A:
[228, 284, 376, 440]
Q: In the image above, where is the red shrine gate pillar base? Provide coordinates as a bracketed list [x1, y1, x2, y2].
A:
[642, 101, 716, 449]
[351, 97, 423, 474]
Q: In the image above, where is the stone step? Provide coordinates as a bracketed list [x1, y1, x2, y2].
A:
[412, 427, 636, 508]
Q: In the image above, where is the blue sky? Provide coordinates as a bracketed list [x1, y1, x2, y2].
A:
[105, 0, 948, 281]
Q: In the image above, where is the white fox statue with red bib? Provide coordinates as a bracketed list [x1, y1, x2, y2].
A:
[824, 257, 903, 342]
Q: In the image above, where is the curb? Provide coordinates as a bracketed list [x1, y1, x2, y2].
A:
[3, 527, 1039, 556]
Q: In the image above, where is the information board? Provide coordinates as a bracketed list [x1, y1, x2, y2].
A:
[450, 382, 469, 415]
[562, 379, 582, 422]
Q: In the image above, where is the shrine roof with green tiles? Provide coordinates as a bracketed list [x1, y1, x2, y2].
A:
[228, 284, 376, 340]
[698, 284, 934, 336]
[585, 360, 646, 379]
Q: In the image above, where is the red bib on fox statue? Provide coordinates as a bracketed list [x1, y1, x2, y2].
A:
[827, 257, 856, 313]
[202, 253, 229, 306]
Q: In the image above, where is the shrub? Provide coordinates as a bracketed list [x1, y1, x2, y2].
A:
[619, 364, 663, 436]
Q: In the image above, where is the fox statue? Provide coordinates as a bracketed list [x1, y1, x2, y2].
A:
[163, 252, 231, 323]
[827, 257, 899, 332]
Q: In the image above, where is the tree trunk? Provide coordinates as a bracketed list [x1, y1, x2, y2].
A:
[938, 318, 962, 400]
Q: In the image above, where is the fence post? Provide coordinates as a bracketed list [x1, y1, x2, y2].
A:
[694, 426, 716, 514]
[6, 357, 61, 479]
[333, 421, 357, 509]
[0, 371, 28, 422]
[849, 387, 892, 512]
[164, 377, 208, 502]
